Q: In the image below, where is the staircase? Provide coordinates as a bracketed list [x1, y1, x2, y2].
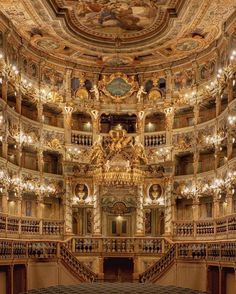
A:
[60, 244, 97, 282]
[139, 244, 176, 283]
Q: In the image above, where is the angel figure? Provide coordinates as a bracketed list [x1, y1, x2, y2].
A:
[137, 85, 147, 102]
[90, 85, 100, 101]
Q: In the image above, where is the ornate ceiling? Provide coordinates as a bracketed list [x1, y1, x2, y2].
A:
[0, 0, 235, 70]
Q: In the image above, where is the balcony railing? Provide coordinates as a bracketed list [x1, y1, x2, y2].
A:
[173, 214, 236, 238]
[0, 239, 97, 282]
[140, 240, 236, 283]
[66, 237, 172, 255]
[0, 213, 64, 237]
[144, 133, 166, 147]
[71, 131, 93, 146]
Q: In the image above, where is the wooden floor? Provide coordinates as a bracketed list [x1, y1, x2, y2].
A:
[23, 283, 207, 294]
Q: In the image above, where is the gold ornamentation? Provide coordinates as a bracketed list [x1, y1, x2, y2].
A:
[47, 138, 63, 151]
[98, 72, 138, 102]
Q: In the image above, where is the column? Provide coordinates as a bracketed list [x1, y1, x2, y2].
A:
[193, 103, 199, 125]
[216, 94, 221, 116]
[228, 77, 233, 102]
[36, 193, 43, 219]
[135, 184, 144, 236]
[164, 68, 172, 98]
[93, 184, 101, 236]
[64, 178, 73, 235]
[192, 198, 200, 220]
[37, 102, 43, 123]
[226, 187, 233, 215]
[164, 178, 173, 236]
[1, 78, 8, 101]
[133, 256, 139, 281]
[63, 108, 72, 144]
[1, 188, 8, 213]
[227, 131, 233, 160]
[213, 197, 220, 218]
[164, 108, 174, 146]
[137, 111, 145, 144]
[2, 133, 8, 159]
[193, 149, 199, 175]
[65, 68, 72, 102]
[15, 90, 22, 114]
[16, 143, 22, 166]
[91, 110, 100, 142]
[37, 149, 43, 173]
[16, 194, 22, 217]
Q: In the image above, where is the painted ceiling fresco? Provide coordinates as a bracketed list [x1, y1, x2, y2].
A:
[74, 0, 158, 35]
[0, 0, 235, 70]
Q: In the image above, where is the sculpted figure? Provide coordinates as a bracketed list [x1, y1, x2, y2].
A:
[90, 85, 100, 101]
[89, 136, 105, 165]
[132, 136, 147, 164]
[137, 85, 147, 102]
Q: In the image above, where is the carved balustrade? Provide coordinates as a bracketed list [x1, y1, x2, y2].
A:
[176, 241, 236, 261]
[71, 131, 93, 146]
[0, 213, 64, 237]
[140, 240, 236, 283]
[144, 133, 166, 147]
[60, 244, 97, 282]
[140, 244, 176, 283]
[173, 214, 236, 238]
[67, 237, 170, 255]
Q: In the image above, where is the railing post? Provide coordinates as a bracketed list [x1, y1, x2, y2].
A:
[6, 216, 8, 234]
[175, 243, 178, 259]
[98, 238, 103, 254]
[226, 217, 229, 237]
[206, 243, 208, 260]
[11, 240, 14, 260]
[214, 219, 216, 236]
[72, 238, 76, 253]
[194, 221, 196, 238]
[57, 242, 61, 258]
[39, 219, 43, 235]
[134, 238, 140, 254]
[161, 239, 165, 254]
[19, 219, 21, 235]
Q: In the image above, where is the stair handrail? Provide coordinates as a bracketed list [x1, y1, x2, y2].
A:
[139, 243, 176, 283]
[60, 244, 97, 282]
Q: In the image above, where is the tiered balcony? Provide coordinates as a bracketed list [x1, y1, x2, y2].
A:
[0, 213, 64, 238]
[173, 214, 236, 239]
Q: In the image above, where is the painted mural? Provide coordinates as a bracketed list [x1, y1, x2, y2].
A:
[75, 0, 157, 34]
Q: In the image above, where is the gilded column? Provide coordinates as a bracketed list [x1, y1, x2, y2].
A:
[64, 178, 73, 234]
[15, 90, 22, 114]
[164, 178, 173, 236]
[226, 187, 233, 215]
[1, 188, 8, 213]
[65, 68, 72, 102]
[192, 197, 200, 220]
[135, 184, 144, 236]
[137, 111, 145, 145]
[164, 107, 174, 146]
[215, 94, 221, 117]
[213, 196, 220, 218]
[93, 184, 101, 236]
[37, 102, 43, 123]
[63, 107, 73, 144]
[91, 110, 100, 143]
[1, 78, 7, 102]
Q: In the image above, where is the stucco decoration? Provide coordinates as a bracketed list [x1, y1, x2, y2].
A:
[99, 73, 138, 102]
